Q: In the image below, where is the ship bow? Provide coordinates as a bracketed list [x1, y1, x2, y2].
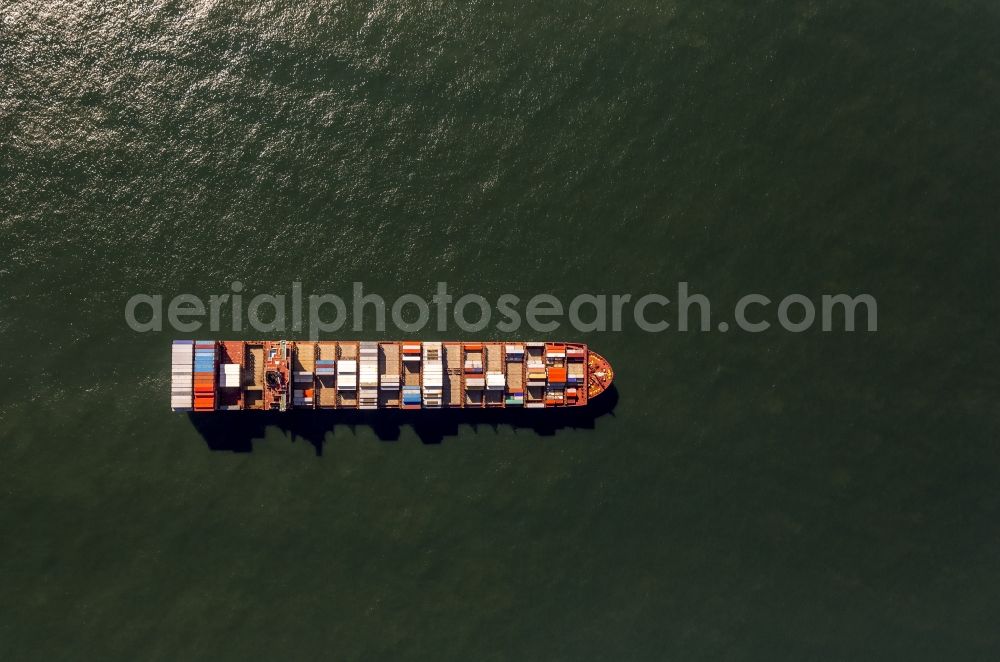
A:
[587, 350, 614, 399]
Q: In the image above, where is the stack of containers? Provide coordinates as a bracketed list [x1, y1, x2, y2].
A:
[401, 343, 421, 363]
[504, 393, 524, 406]
[569, 347, 584, 404]
[526, 342, 546, 386]
[565, 387, 579, 405]
[220, 364, 241, 388]
[463, 346, 483, 373]
[567, 350, 585, 387]
[359, 342, 379, 409]
[402, 385, 422, 406]
[547, 366, 568, 384]
[316, 359, 336, 377]
[504, 344, 524, 406]
[380, 371, 400, 390]
[293, 388, 314, 407]
[421, 342, 443, 408]
[464, 343, 484, 390]
[170, 340, 194, 411]
[545, 343, 567, 362]
[545, 390, 565, 405]
[193, 340, 217, 411]
[337, 359, 357, 390]
[293, 368, 313, 409]
[504, 345, 525, 361]
[544, 343, 567, 407]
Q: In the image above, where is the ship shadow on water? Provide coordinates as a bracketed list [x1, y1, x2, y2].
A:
[187, 385, 618, 454]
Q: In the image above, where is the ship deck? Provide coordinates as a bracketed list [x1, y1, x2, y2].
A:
[171, 340, 611, 412]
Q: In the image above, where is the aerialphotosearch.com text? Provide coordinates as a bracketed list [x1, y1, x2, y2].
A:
[125, 281, 877, 338]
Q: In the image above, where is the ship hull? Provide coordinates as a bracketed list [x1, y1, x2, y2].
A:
[171, 340, 613, 412]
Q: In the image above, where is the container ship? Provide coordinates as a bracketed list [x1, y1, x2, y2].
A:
[171, 340, 613, 412]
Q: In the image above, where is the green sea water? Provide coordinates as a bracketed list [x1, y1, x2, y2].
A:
[3, 1, 1000, 659]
